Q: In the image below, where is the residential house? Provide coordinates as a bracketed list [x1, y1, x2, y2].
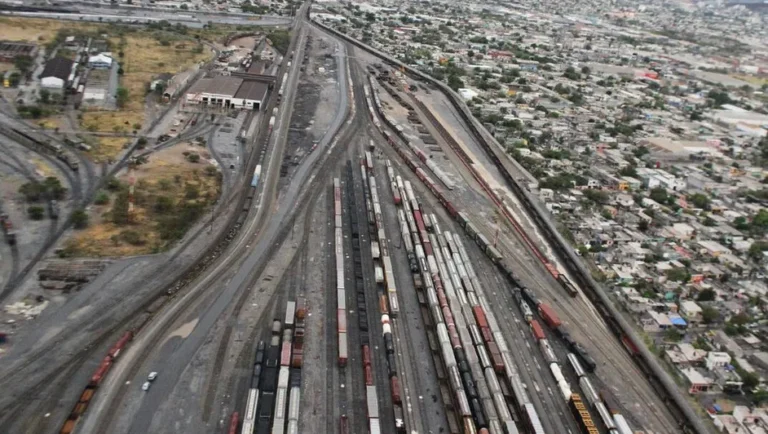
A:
[681, 367, 714, 394]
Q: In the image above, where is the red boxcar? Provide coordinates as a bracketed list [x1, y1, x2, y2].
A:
[280, 342, 291, 367]
[337, 310, 347, 333]
[89, 358, 113, 387]
[107, 331, 133, 359]
[228, 412, 239, 434]
[362, 345, 371, 367]
[530, 320, 546, 341]
[538, 303, 562, 329]
[487, 341, 504, 373]
[481, 327, 493, 344]
[472, 306, 488, 329]
[390, 376, 402, 404]
[340, 415, 349, 434]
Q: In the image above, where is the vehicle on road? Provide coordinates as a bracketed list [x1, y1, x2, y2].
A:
[148, 372, 158, 381]
[141, 381, 151, 391]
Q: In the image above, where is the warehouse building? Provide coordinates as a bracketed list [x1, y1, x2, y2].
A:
[40, 57, 75, 93]
[184, 75, 269, 110]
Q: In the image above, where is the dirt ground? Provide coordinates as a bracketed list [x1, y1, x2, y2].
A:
[80, 34, 211, 159]
[63, 142, 221, 257]
[0, 18, 98, 43]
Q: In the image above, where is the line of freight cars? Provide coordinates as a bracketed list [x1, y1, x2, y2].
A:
[342, 164, 382, 434]
[364, 76, 599, 378]
[368, 74, 586, 302]
[59, 331, 134, 434]
[239, 302, 303, 434]
[363, 150, 399, 316]
[521, 300, 600, 434]
[363, 155, 417, 434]
[0, 125, 79, 171]
[568, 354, 634, 434]
[333, 177, 349, 367]
[389, 167, 526, 434]
[374, 89, 540, 433]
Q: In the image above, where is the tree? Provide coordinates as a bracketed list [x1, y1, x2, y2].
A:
[71, 209, 89, 229]
[687, 193, 711, 210]
[19, 181, 46, 202]
[44, 177, 67, 200]
[742, 372, 760, 390]
[666, 267, 690, 283]
[365, 12, 375, 22]
[702, 306, 719, 324]
[584, 189, 609, 205]
[649, 187, 668, 204]
[39, 89, 50, 104]
[94, 191, 110, 205]
[638, 220, 649, 232]
[14, 55, 33, 75]
[447, 74, 463, 91]
[581, 66, 590, 75]
[116, 87, 129, 108]
[664, 328, 683, 342]
[734, 216, 750, 231]
[731, 312, 751, 326]
[748, 241, 768, 261]
[697, 289, 716, 302]
[27, 205, 45, 220]
[111, 190, 131, 225]
[753, 209, 768, 234]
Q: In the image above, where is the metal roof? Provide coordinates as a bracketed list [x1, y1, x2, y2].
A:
[234, 81, 268, 102]
[40, 57, 74, 81]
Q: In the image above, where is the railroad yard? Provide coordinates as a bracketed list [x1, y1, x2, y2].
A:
[0, 3, 706, 434]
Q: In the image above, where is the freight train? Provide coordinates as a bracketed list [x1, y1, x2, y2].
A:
[331, 22, 707, 434]
[364, 75, 599, 377]
[386, 165, 522, 433]
[1, 126, 79, 171]
[59, 331, 133, 434]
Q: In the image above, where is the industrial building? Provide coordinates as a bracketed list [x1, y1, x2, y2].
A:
[0, 41, 37, 62]
[40, 57, 75, 93]
[184, 75, 269, 110]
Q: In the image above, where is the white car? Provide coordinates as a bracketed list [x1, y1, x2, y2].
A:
[148, 372, 158, 381]
[141, 381, 151, 391]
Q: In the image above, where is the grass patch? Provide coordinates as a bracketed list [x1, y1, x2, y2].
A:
[91, 136, 131, 163]
[62, 144, 221, 257]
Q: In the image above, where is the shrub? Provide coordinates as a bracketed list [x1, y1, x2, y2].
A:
[27, 205, 45, 220]
[120, 230, 144, 245]
[19, 181, 46, 202]
[185, 152, 200, 163]
[71, 209, 89, 229]
[153, 195, 175, 214]
[94, 191, 110, 205]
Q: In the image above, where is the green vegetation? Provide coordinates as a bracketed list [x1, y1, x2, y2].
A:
[19, 177, 67, 202]
[71, 209, 89, 229]
[267, 29, 291, 55]
[27, 205, 45, 220]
